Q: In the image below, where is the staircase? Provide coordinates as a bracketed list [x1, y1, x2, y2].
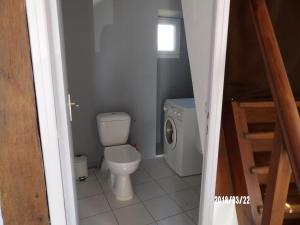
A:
[219, 0, 300, 224]
[222, 100, 300, 225]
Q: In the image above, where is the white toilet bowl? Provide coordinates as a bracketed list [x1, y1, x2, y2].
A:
[105, 144, 141, 201]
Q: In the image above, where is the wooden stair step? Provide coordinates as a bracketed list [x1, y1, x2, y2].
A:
[245, 131, 275, 140]
[257, 203, 300, 219]
[251, 140, 273, 152]
[251, 165, 269, 175]
[251, 166, 295, 184]
[239, 101, 300, 108]
[284, 203, 300, 220]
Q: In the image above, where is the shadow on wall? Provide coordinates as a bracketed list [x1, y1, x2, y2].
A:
[62, 0, 192, 166]
[94, 0, 157, 160]
[156, 20, 194, 154]
[61, 0, 101, 167]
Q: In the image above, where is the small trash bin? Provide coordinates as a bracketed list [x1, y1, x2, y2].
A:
[74, 155, 88, 181]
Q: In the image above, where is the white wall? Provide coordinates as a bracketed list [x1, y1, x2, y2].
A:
[182, 0, 231, 224]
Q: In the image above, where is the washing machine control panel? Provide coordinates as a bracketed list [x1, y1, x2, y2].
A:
[165, 105, 183, 120]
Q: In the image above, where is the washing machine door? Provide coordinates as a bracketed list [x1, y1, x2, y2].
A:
[164, 117, 177, 150]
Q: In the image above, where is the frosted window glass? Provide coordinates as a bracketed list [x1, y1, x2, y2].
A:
[157, 24, 176, 51]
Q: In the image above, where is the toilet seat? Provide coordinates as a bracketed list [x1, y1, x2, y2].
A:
[105, 144, 141, 165]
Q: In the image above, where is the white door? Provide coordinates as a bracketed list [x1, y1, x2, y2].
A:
[181, 0, 231, 224]
[26, 0, 78, 224]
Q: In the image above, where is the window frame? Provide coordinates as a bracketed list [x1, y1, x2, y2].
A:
[157, 17, 181, 58]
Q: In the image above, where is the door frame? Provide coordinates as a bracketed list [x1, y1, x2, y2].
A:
[26, 0, 78, 225]
[25, 0, 230, 225]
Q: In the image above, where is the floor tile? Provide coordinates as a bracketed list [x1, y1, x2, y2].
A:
[185, 208, 199, 224]
[135, 181, 165, 201]
[144, 195, 182, 220]
[141, 158, 165, 170]
[157, 176, 188, 193]
[191, 185, 201, 197]
[132, 168, 153, 185]
[76, 172, 97, 184]
[80, 211, 118, 225]
[78, 194, 110, 219]
[157, 214, 195, 225]
[169, 189, 199, 211]
[95, 170, 111, 193]
[77, 179, 103, 199]
[145, 165, 174, 180]
[105, 191, 140, 209]
[94, 169, 109, 182]
[182, 175, 201, 188]
[113, 203, 154, 225]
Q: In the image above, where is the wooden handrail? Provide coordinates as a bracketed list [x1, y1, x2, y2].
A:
[249, 0, 300, 189]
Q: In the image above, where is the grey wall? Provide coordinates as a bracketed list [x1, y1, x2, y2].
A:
[61, 0, 192, 165]
[94, 0, 157, 159]
[61, 0, 101, 165]
[156, 21, 193, 154]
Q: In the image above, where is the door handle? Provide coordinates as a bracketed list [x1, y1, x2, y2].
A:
[68, 94, 79, 122]
[70, 102, 80, 107]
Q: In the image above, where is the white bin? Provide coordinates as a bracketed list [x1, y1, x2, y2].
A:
[74, 155, 88, 181]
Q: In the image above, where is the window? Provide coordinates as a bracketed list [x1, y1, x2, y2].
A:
[157, 18, 181, 58]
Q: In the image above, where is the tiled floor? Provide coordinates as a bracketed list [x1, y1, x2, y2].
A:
[77, 157, 201, 225]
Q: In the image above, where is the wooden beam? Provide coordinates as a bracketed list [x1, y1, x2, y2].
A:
[249, 0, 300, 189]
[0, 0, 49, 224]
[215, 127, 233, 196]
[261, 123, 292, 225]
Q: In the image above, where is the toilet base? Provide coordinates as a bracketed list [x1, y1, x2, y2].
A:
[110, 172, 134, 201]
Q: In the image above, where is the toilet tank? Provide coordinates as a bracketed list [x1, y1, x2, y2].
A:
[96, 112, 131, 146]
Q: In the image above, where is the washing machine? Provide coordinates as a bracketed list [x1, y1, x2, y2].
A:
[163, 98, 202, 176]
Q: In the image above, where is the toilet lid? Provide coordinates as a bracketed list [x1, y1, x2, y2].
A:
[105, 144, 141, 163]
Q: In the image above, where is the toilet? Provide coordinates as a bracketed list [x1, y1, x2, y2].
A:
[96, 112, 141, 201]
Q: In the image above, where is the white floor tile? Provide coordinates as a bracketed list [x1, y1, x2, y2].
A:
[191, 185, 201, 197]
[94, 169, 109, 180]
[113, 203, 154, 225]
[78, 194, 110, 219]
[141, 158, 165, 170]
[77, 179, 103, 199]
[95, 170, 111, 193]
[135, 181, 165, 201]
[80, 211, 118, 225]
[132, 168, 153, 185]
[76, 172, 97, 184]
[182, 175, 201, 187]
[144, 195, 182, 220]
[145, 165, 174, 180]
[157, 176, 188, 193]
[105, 191, 140, 209]
[169, 189, 199, 211]
[185, 208, 199, 224]
[157, 214, 195, 225]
